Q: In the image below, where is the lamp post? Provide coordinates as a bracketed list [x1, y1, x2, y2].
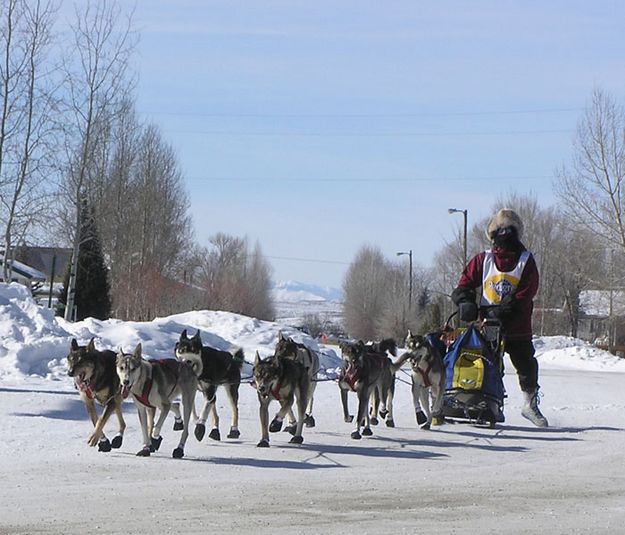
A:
[396, 250, 413, 311]
[448, 208, 468, 267]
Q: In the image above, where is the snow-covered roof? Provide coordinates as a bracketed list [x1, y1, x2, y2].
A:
[0, 261, 46, 282]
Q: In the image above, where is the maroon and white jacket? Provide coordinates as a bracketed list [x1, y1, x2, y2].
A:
[456, 244, 539, 341]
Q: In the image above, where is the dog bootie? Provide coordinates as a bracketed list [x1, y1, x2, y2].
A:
[521, 389, 548, 427]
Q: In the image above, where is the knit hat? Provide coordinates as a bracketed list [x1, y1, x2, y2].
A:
[486, 209, 524, 241]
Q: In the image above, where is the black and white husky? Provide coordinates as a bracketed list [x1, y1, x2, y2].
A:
[116, 344, 197, 458]
[175, 329, 244, 441]
[252, 351, 312, 448]
[394, 330, 446, 429]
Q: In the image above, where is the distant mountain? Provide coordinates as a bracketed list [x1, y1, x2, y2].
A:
[271, 280, 343, 326]
[271, 280, 342, 303]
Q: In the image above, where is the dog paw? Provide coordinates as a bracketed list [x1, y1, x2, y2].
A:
[136, 447, 151, 457]
[431, 416, 444, 426]
[194, 423, 206, 441]
[362, 427, 373, 436]
[173, 418, 184, 431]
[344, 415, 354, 423]
[257, 439, 270, 448]
[111, 435, 123, 449]
[289, 435, 304, 445]
[370, 417, 379, 426]
[350, 431, 362, 440]
[420, 422, 431, 430]
[385, 419, 395, 428]
[304, 414, 315, 428]
[379, 409, 388, 419]
[150, 435, 163, 452]
[208, 428, 221, 441]
[283, 424, 297, 435]
[98, 439, 112, 452]
[415, 410, 428, 426]
[269, 419, 283, 433]
[172, 447, 184, 459]
[227, 428, 240, 439]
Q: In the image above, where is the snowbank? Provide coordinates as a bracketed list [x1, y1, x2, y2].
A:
[1, 282, 624, 380]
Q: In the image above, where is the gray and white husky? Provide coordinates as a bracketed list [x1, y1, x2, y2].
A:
[116, 344, 197, 458]
[252, 351, 312, 448]
[394, 330, 446, 429]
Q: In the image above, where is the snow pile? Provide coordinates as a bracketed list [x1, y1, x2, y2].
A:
[2, 281, 625, 381]
[534, 335, 625, 372]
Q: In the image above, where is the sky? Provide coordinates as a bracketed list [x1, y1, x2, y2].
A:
[95, 1, 625, 287]
[2, 281, 625, 532]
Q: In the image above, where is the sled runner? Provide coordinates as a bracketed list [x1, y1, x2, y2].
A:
[439, 309, 506, 428]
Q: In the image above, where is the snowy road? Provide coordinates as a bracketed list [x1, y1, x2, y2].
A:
[1, 365, 624, 535]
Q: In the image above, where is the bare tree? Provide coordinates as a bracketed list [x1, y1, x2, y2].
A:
[342, 244, 391, 340]
[196, 233, 275, 321]
[0, 0, 58, 281]
[555, 89, 625, 253]
[59, 0, 136, 320]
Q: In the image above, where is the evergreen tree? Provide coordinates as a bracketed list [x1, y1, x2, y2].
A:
[59, 199, 111, 321]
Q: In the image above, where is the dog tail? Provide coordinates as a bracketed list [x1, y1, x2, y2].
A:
[231, 347, 245, 368]
[378, 338, 397, 356]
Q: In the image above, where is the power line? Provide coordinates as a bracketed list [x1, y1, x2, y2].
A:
[166, 128, 570, 137]
[191, 176, 550, 183]
[265, 254, 351, 266]
[139, 107, 582, 119]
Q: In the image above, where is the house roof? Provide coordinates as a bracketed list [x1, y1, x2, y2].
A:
[0, 258, 47, 281]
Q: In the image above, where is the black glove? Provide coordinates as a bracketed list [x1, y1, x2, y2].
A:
[458, 301, 478, 322]
[489, 293, 517, 320]
[451, 287, 476, 306]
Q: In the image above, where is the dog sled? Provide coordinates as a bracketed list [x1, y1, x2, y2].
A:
[438, 308, 506, 428]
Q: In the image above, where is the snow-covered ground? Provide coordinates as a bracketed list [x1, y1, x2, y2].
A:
[1, 282, 625, 534]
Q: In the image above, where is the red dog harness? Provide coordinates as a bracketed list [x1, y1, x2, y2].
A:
[134, 360, 180, 408]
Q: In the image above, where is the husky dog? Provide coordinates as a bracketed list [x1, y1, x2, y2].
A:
[117, 344, 197, 458]
[338, 340, 397, 439]
[394, 330, 446, 429]
[366, 339, 397, 426]
[273, 332, 319, 430]
[66, 338, 125, 452]
[252, 351, 311, 448]
[175, 329, 244, 441]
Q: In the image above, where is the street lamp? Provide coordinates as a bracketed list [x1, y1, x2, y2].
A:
[396, 250, 413, 311]
[448, 208, 468, 267]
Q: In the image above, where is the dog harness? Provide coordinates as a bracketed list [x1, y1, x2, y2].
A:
[134, 360, 180, 408]
[413, 359, 433, 388]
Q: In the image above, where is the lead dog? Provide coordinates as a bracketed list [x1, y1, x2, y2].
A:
[338, 340, 398, 439]
[273, 332, 319, 431]
[117, 344, 197, 458]
[252, 351, 311, 448]
[175, 329, 244, 441]
[66, 338, 125, 452]
[394, 330, 445, 428]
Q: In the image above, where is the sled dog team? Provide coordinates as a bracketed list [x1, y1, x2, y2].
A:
[66, 329, 447, 458]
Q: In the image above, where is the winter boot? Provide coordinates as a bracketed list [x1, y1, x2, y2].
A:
[521, 389, 548, 428]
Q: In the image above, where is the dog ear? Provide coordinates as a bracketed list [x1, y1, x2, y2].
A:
[133, 343, 142, 358]
[254, 351, 261, 366]
[193, 330, 201, 342]
[87, 338, 95, 352]
[181, 329, 187, 339]
[71, 338, 79, 350]
[407, 329, 412, 338]
[278, 331, 285, 341]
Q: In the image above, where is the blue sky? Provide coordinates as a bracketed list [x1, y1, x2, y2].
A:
[121, 1, 625, 288]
